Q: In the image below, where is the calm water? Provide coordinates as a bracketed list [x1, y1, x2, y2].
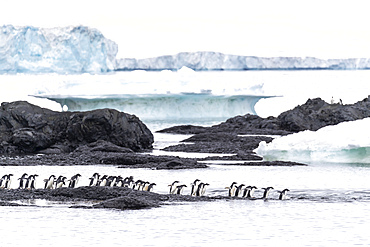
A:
[1, 133, 370, 246]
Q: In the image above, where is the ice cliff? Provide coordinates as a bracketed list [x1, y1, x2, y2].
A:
[2, 25, 370, 73]
[0, 25, 118, 73]
[116, 51, 370, 71]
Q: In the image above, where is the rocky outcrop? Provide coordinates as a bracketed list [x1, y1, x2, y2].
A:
[158, 96, 370, 156]
[277, 96, 370, 131]
[0, 186, 218, 210]
[0, 101, 154, 154]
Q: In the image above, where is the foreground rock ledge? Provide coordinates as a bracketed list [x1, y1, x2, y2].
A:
[0, 186, 222, 210]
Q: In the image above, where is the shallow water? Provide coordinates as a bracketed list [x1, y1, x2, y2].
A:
[1, 134, 370, 246]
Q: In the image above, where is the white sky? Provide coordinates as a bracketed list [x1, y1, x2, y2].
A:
[2, 0, 370, 59]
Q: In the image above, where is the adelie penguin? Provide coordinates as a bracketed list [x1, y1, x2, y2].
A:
[225, 182, 238, 197]
[234, 184, 245, 197]
[25, 174, 38, 189]
[261, 187, 274, 199]
[195, 182, 210, 196]
[242, 186, 257, 198]
[278, 189, 290, 200]
[68, 174, 81, 188]
[190, 179, 201, 196]
[175, 184, 187, 195]
[18, 173, 28, 189]
[168, 181, 179, 194]
[89, 173, 100, 186]
[146, 183, 156, 192]
[44, 175, 56, 189]
[55, 176, 67, 188]
[0, 174, 13, 189]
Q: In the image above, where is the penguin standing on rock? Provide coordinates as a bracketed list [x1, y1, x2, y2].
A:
[25, 174, 38, 189]
[44, 175, 56, 189]
[18, 173, 28, 189]
[4, 174, 13, 189]
[68, 174, 81, 188]
[168, 181, 179, 194]
[147, 183, 156, 192]
[175, 184, 187, 195]
[0, 175, 7, 188]
[123, 176, 134, 188]
[55, 176, 67, 188]
[262, 187, 274, 199]
[243, 186, 257, 198]
[190, 179, 201, 196]
[278, 189, 290, 200]
[196, 183, 210, 196]
[234, 184, 245, 197]
[89, 173, 100, 186]
[226, 182, 238, 197]
[1, 174, 13, 189]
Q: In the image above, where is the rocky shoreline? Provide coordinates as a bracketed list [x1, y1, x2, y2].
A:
[0, 96, 369, 209]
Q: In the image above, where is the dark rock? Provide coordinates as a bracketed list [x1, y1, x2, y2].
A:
[156, 125, 208, 134]
[158, 96, 370, 135]
[158, 96, 370, 157]
[0, 101, 154, 154]
[277, 96, 370, 131]
[93, 196, 158, 210]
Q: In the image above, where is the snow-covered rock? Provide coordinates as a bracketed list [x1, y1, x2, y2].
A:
[0, 25, 118, 73]
[116, 51, 370, 71]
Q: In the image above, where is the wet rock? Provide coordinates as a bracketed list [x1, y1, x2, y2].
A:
[0, 101, 154, 154]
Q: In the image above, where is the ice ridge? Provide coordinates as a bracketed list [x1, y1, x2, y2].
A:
[116, 51, 370, 71]
[0, 25, 118, 74]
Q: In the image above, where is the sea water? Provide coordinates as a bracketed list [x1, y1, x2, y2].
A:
[1, 70, 370, 246]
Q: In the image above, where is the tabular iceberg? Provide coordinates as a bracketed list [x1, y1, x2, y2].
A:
[0, 25, 118, 73]
[116, 51, 370, 71]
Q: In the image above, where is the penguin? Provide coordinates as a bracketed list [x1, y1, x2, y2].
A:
[0, 175, 7, 188]
[234, 184, 245, 197]
[262, 187, 274, 199]
[168, 181, 179, 194]
[278, 189, 290, 200]
[243, 186, 257, 198]
[106, 176, 117, 187]
[190, 179, 201, 196]
[123, 176, 134, 188]
[115, 176, 124, 187]
[200, 183, 209, 196]
[68, 174, 81, 188]
[195, 182, 204, 196]
[147, 183, 156, 192]
[55, 176, 67, 188]
[44, 175, 56, 189]
[29, 174, 38, 189]
[175, 184, 187, 195]
[89, 173, 100, 186]
[4, 174, 14, 189]
[142, 181, 150, 191]
[97, 175, 108, 186]
[18, 173, 28, 189]
[133, 180, 145, 190]
[25, 174, 38, 189]
[225, 182, 238, 197]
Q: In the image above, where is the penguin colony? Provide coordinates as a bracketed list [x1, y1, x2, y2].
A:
[0, 173, 290, 200]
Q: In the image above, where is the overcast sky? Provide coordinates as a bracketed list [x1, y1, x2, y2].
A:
[2, 0, 370, 59]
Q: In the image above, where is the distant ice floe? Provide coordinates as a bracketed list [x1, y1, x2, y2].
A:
[255, 118, 370, 164]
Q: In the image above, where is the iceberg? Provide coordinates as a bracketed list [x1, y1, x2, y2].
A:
[116, 51, 370, 71]
[0, 25, 118, 73]
[254, 118, 370, 164]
